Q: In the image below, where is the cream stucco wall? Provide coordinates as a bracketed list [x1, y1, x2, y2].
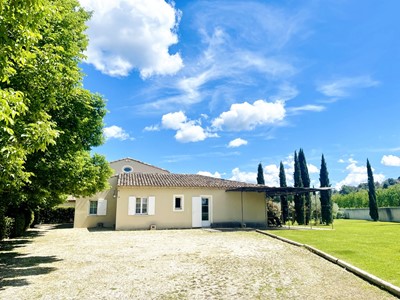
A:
[73, 177, 118, 228]
[115, 187, 266, 230]
[110, 158, 169, 176]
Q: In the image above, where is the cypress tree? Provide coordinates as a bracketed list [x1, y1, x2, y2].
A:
[367, 159, 379, 221]
[279, 161, 289, 223]
[257, 163, 265, 185]
[319, 154, 332, 224]
[293, 151, 305, 225]
[298, 149, 311, 225]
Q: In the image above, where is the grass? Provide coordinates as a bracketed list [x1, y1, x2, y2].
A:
[270, 219, 400, 287]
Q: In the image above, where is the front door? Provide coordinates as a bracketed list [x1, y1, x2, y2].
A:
[201, 197, 210, 227]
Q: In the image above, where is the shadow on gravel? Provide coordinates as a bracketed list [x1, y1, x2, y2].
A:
[0, 226, 62, 290]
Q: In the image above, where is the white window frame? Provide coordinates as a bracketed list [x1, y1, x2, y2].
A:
[89, 200, 98, 215]
[200, 195, 213, 225]
[89, 198, 107, 216]
[122, 165, 133, 173]
[173, 195, 184, 212]
[136, 197, 148, 215]
[128, 196, 155, 216]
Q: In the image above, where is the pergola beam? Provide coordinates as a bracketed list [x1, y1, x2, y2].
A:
[226, 186, 331, 196]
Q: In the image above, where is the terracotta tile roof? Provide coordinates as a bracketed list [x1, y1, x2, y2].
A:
[118, 173, 260, 189]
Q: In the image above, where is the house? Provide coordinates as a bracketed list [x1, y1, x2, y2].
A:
[73, 158, 267, 230]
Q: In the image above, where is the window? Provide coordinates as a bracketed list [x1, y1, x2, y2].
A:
[89, 199, 107, 216]
[89, 201, 97, 215]
[173, 195, 184, 211]
[122, 165, 133, 173]
[136, 197, 148, 214]
[128, 196, 155, 215]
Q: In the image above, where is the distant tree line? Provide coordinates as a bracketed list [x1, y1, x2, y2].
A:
[333, 180, 400, 208]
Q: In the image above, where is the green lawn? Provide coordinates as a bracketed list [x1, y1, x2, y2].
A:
[270, 219, 400, 287]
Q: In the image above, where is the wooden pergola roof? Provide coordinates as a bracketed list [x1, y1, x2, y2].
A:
[226, 186, 331, 196]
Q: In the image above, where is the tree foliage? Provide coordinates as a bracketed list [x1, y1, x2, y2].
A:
[293, 151, 304, 225]
[256, 162, 265, 185]
[298, 149, 311, 225]
[367, 159, 379, 221]
[279, 161, 289, 223]
[333, 184, 400, 208]
[319, 154, 332, 224]
[0, 0, 112, 238]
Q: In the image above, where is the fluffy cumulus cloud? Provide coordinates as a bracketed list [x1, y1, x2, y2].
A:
[79, 0, 183, 77]
[103, 125, 131, 140]
[228, 138, 248, 148]
[381, 155, 400, 167]
[334, 159, 385, 190]
[197, 171, 222, 178]
[229, 168, 257, 184]
[161, 111, 217, 143]
[212, 100, 285, 131]
[307, 164, 319, 174]
[229, 164, 282, 186]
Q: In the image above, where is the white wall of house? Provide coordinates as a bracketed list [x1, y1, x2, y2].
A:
[110, 158, 169, 176]
[115, 187, 265, 230]
[73, 176, 118, 228]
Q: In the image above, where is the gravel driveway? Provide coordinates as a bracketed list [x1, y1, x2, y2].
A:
[0, 225, 396, 299]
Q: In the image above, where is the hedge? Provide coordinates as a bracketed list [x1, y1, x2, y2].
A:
[34, 207, 75, 224]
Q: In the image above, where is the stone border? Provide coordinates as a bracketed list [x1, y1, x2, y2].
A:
[256, 229, 400, 298]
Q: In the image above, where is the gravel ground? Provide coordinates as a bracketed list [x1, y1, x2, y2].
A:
[0, 225, 396, 300]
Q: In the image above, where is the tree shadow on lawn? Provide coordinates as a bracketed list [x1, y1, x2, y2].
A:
[0, 227, 62, 290]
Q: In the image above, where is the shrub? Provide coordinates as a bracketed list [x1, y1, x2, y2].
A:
[34, 207, 75, 224]
[0, 216, 15, 240]
[11, 212, 26, 238]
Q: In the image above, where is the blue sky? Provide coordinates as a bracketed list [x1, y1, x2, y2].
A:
[78, 0, 400, 189]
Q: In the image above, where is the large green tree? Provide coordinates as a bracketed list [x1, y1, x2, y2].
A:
[0, 0, 112, 237]
[298, 149, 311, 225]
[257, 162, 265, 185]
[293, 151, 304, 225]
[367, 159, 379, 221]
[319, 154, 332, 224]
[279, 161, 289, 223]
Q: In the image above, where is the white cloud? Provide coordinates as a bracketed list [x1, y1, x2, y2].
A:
[229, 168, 257, 184]
[307, 164, 319, 174]
[161, 111, 187, 130]
[317, 75, 379, 98]
[381, 155, 400, 167]
[161, 111, 217, 143]
[334, 159, 385, 190]
[143, 125, 160, 132]
[79, 0, 183, 77]
[103, 125, 131, 140]
[228, 138, 248, 148]
[197, 171, 222, 178]
[269, 83, 299, 102]
[174, 123, 209, 143]
[229, 164, 282, 186]
[288, 105, 326, 114]
[263, 164, 280, 187]
[212, 100, 286, 131]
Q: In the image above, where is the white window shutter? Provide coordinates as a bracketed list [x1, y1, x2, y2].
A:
[128, 196, 136, 215]
[192, 197, 202, 227]
[97, 199, 107, 216]
[148, 196, 155, 215]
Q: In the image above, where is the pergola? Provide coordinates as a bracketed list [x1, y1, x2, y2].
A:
[226, 186, 332, 227]
[226, 186, 331, 196]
